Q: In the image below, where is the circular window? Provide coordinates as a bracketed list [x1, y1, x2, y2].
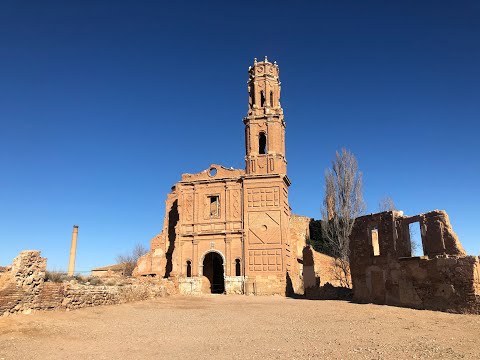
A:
[208, 167, 217, 177]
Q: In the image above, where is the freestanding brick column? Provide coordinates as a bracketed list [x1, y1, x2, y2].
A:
[67, 225, 79, 276]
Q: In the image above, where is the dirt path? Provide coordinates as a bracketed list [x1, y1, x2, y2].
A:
[1, 295, 479, 359]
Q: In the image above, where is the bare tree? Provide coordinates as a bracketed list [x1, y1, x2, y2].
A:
[115, 243, 149, 277]
[321, 148, 366, 287]
[378, 196, 396, 212]
[408, 223, 421, 256]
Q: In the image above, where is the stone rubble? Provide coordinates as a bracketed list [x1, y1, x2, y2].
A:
[0, 250, 174, 316]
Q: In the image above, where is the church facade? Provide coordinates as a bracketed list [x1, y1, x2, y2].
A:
[135, 58, 294, 295]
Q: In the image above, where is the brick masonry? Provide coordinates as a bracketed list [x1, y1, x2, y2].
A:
[0, 251, 174, 316]
[134, 59, 292, 296]
[349, 210, 480, 314]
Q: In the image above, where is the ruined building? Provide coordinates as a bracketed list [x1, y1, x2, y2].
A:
[349, 210, 480, 313]
[135, 58, 293, 295]
[133, 58, 479, 310]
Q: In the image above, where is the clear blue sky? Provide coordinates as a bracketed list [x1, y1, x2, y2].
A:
[1, 1, 479, 272]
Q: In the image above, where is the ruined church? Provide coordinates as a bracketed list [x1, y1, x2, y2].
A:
[135, 58, 295, 295]
[0, 58, 477, 314]
[133, 57, 480, 310]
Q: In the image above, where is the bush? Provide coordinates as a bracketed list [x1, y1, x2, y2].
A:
[45, 271, 69, 283]
[74, 274, 88, 282]
[116, 243, 149, 276]
[86, 277, 103, 286]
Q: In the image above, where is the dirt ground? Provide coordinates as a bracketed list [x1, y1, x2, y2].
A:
[0, 295, 479, 360]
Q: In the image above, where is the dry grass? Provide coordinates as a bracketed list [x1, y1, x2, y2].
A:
[44, 271, 105, 286]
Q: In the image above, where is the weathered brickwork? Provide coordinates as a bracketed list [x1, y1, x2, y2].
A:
[288, 215, 349, 298]
[135, 58, 292, 295]
[0, 251, 48, 315]
[349, 210, 480, 314]
[0, 251, 172, 316]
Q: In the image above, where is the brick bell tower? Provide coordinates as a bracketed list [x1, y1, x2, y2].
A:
[242, 57, 292, 295]
[244, 56, 287, 175]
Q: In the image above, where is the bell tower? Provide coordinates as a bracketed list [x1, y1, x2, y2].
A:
[244, 57, 287, 175]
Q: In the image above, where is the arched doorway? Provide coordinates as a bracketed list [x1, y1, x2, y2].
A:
[202, 251, 225, 294]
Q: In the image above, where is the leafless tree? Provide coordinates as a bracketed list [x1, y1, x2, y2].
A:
[378, 196, 396, 212]
[321, 148, 366, 287]
[408, 224, 421, 256]
[115, 243, 149, 277]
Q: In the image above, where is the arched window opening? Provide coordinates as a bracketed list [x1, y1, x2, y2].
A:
[259, 132, 267, 155]
[260, 91, 265, 107]
[235, 259, 241, 276]
[250, 87, 255, 107]
[186, 260, 192, 277]
[270, 91, 274, 106]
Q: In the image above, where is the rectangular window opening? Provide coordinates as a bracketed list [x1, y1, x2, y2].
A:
[209, 195, 220, 218]
[371, 227, 380, 256]
[409, 222, 424, 256]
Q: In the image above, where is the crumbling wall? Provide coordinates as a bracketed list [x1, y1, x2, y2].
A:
[349, 210, 480, 314]
[61, 281, 171, 310]
[302, 246, 317, 289]
[0, 251, 47, 315]
[398, 210, 466, 258]
[302, 246, 345, 288]
[135, 191, 178, 277]
[314, 250, 348, 287]
[302, 246, 352, 299]
[290, 215, 311, 258]
[289, 215, 348, 297]
[134, 234, 167, 278]
[0, 251, 174, 317]
[289, 215, 311, 294]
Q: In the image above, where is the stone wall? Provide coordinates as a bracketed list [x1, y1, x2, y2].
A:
[289, 215, 348, 297]
[302, 246, 349, 288]
[0, 250, 174, 317]
[289, 215, 311, 294]
[0, 250, 48, 315]
[178, 276, 245, 295]
[178, 277, 203, 295]
[350, 210, 480, 314]
[225, 276, 244, 294]
[301, 246, 352, 299]
[61, 282, 171, 310]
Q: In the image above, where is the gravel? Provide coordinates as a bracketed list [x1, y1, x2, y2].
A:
[1, 295, 479, 359]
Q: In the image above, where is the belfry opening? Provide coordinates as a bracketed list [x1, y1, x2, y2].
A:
[202, 252, 225, 294]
